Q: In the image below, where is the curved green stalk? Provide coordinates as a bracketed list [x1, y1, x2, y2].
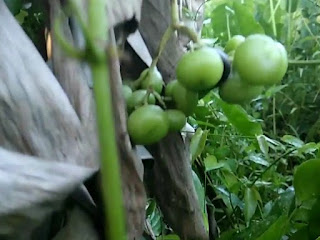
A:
[88, 1, 126, 240]
[53, 17, 86, 59]
[269, 0, 277, 37]
[289, 59, 320, 65]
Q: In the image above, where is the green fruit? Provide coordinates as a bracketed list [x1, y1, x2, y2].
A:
[225, 35, 245, 53]
[228, 50, 235, 58]
[275, 42, 289, 80]
[165, 110, 186, 132]
[167, 80, 198, 116]
[219, 72, 264, 104]
[176, 47, 224, 91]
[140, 67, 164, 94]
[122, 85, 132, 103]
[128, 105, 169, 145]
[165, 81, 176, 97]
[233, 34, 288, 85]
[127, 89, 156, 110]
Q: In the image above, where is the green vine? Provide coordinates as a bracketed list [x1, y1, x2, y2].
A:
[54, 0, 127, 239]
[88, 1, 126, 240]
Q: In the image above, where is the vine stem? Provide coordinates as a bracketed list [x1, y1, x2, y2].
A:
[88, 0, 126, 240]
[150, 0, 201, 70]
[286, 0, 292, 50]
[289, 59, 320, 65]
[150, 27, 174, 69]
[269, 0, 278, 137]
[269, 0, 277, 37]
[273, 95, 276, 136]
[250, 149, 295, 188]
[226, 13, 231, 40]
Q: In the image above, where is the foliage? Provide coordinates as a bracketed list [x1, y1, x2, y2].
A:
[5, 0, 320, 239]
[143, 0, 320, 239]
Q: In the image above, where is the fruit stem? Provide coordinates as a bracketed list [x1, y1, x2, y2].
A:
[143, 88, 152, 105]
[150, 0, 202, 71]
[153, 91, 167, 109]
[174, 24, 201, 44]
[171, 0, 180, 26]
[88, 1, 127, 240]
[163, 96, 173, 102]
[150, 27, 174, 69]
[131, 72, 148, 90]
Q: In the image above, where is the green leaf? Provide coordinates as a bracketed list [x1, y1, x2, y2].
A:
[15, 9, 28, 25]
[221, 169, 238, 191]
[192, 171, 205, 212]
[148, 206, 163, 236]
[269, 189, 295, 216]
[257, 135, 269, 156]
[281, 135, 304, 148]
[214, 95, 263, 136]
[248, 154, 269, 166]
[256, 215, 288, 240]
[233, 1, 264, 36]
[156, 234, 180, 240]
[4, 0, 23, 15]
[289, 226, 309, 240]
[204, 155, 226, 171]
[210, 4, 236, 42]
[308, 198, 320, 239]
[190, 128, 208, 162]
[298, 142, 318, 155]
[238, 214, 287, 240]
[146, 200, 156, 218]
[294, 159, 320, 203]
[264, 84, 288, 98]
[217, 229, 237, 240]
[244, 187, 258, 223]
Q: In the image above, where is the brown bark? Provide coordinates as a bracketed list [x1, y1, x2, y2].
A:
[138, 0, 209, 239]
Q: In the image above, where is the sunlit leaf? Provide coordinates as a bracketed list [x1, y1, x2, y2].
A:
[148, 205, 163, 236]
[298, 142, 318, 155]
[257, 135, 269, 156]
[244, 187, 258, 223]
[248, 154, 269, 166]
[190, 128, 208, 162]
[281, 135, 304, 147]
[204, 155, 226, 171]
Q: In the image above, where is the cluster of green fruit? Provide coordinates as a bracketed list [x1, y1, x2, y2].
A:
[122, 67, 188, 146]
[122, 34, 288, 145]
[219, 34, 288, 104]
